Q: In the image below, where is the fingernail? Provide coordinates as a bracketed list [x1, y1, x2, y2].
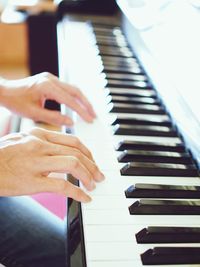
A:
[90, 180, 96, 190]
[99, 174, 105, 182]
[88, 107, 96, 117]
[95, 172, 105, 182]
[83, 194, 92, 203]
[87, 116, 94, 123]
[101, 172, 105, 180]
[91, 111, 96, 118]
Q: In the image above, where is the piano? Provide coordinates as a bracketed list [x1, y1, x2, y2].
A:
[56, 0, 200, 266]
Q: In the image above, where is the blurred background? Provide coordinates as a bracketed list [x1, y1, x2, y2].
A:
[0, 0, 55, 79]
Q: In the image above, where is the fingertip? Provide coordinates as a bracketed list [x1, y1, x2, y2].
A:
[64, 118, 74, 126]
[82, 114, 94, 123]
[88, 107, 97, 118]
[95, 171, 106, 182]
[90, 180, 96, 190]
[82, 194, 92, 203]
[87, 117, 95, 123]
[91, 109, 97, 118]
[100, 172, 106, 181]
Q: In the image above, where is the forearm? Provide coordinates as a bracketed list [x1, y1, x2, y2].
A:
[0, 76, 30, 109]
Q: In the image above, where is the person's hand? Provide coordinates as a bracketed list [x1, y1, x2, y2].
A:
[0, 128, 104, 202]
[0, 72, 96, 126]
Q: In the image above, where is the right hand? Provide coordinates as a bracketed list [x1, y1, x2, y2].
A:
[0, 128, 104, 202]
[0, 72, 96, 126]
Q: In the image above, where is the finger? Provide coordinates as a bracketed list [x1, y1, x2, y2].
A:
[32, 108, 73, 126]
[47, 75, 96, 117]
[42, 177, 92, 203]
[31, 128, 94, 161]
[43, 83, 95, 123]
[57, 82, 96, 118]
[60, 93, 95, 123]
[35, 72, 95, 118]
[39, 155, 96, 191]
[44, 144, 104, 182]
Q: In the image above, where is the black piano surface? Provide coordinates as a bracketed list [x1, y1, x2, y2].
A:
[56, 1, 200, 266]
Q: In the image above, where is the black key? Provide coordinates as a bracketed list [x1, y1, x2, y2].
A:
[94, 29, 115, 36]
[96, 35, 117, 40]
[118, 150, 191, 164]
[99, 43, 130, 50]
[129, 199, 200, 215]
[102, 60, 139, 69]
[136, 226, 200, 243]
[97, 40, 121, 47]
[125, 183, 200, 198]
[98, 47, 133, 58]
[103, 66, 140, 73]
[104, 65, 142, 74]
[141, 247, 200, 265]
[111, 116, 171, 126]
[116, 140, 186, 152]
[106, 79, 150, 89]
[93, 27, 119, 35]
[95, 35, 116, 41]
[102, 55, 138, 66]
[101, 56, 139, 66]
[104, 73, 147, 82]
[95, 32, 127, 39]
[108, 103, 165, 114]
[94, 24, 121, 29]
[95, 30, 124, 42]
[98, 44, 131, 51]
[107, 95, 160, 105]
[105, 88, 157, 97]
[113, 124, 176, 137]
[96, 37, 128, 47]
[120, 162, 199, 177]
[100, 51, 132, 58]
[98, 49, 132, 58]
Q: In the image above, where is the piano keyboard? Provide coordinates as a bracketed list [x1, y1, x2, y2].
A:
[58, 18, 200, 267]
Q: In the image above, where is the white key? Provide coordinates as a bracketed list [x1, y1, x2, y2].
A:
[87, 262, 200, 267]
[60, 20, 200, 267]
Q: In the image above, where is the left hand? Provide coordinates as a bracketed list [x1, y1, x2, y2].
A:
[0, 127, 104, 201]
[0, 72, 96, 126]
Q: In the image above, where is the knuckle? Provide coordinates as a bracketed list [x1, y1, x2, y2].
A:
[27, 137, 44, 151]
[29, 113, 38, 122]
[88, 150, 93, 159]
[51, 144, 60, 154]
[69, 156, 79, 169]
[30, 127, 42, 135]
[57, 180, 68, 193]
[42, 71, 52, 78]
[75, 87, 81, 94]
[70, 186, 79, 198]
[68, 186, 83, 201]
[73, 149, 82, 160]
[72, 136, 81, 147]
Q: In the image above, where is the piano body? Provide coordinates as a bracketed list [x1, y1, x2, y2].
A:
[56, 0, 200, 266]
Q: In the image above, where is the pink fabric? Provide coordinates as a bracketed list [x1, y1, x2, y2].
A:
[32, 193, 66, 220]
